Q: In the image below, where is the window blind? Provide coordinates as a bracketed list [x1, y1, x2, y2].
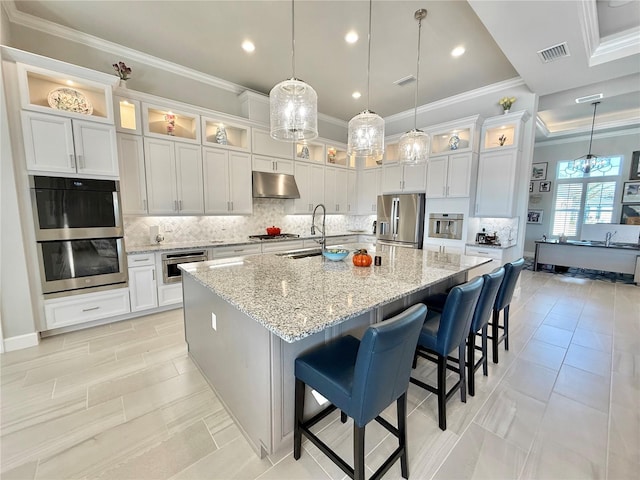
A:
[552, 183, 582, 236]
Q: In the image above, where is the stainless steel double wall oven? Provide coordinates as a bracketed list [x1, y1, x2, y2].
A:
[30, 176, 127, 295]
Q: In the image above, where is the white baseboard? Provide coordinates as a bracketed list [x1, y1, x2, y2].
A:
[523, 250, 535, 258]
[3, 332, 40, 352]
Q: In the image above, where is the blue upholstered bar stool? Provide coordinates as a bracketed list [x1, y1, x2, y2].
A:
[294, 304, 427, 480]
[410, 277, 483, 431]
[422, 268, 505, 396]
[489, 258, 525, 364]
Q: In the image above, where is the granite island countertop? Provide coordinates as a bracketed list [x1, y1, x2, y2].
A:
[179, 243, 490, 343]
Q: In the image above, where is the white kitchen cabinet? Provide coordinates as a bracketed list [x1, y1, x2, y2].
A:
[203, 147, 252, 214]
[324, 166, 348, 214]
[347, 170, 358, 214]
[127, 253, 158, 312]
[294, 161, 325, 214]
[426, 152, 475, 198]
[358, 167, 381, 214]
[117, 133, 147, 214]
[202, 117, 250, 151]
[261, 240, 305, 253]
[114, 95, 141, 135]
[144, 137, 204, 215]
[158, 284, 183, 307]
[252, 128, 293, 158]
[22, 111, 118, 177]
[474, 149, 518, 217]
[43, 288, 130, 330]
[211, 243, 262, 259]
[382, 162, 426, 193]
[326, 235, 358, 246]
[252, 155, 294, 175]
[424, 240, 463, 255]
[465, 245, 516, 276]
[142, 103, 200, 144]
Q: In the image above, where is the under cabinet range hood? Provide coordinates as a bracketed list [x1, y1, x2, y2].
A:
[252, 171, 300, 199]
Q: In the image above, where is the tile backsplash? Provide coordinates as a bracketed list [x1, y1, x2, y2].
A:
[467, 217, 519, 245]
[124, 199, 377, 246]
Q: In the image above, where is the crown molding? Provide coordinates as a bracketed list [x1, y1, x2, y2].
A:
[535, 125, 640, 147]
[383, 77, 526, 124]
[535, 115, 551, 137]
[318, 112, 348, 128]
[3, 0, 245, 94]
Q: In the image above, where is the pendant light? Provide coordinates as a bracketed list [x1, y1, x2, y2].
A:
[270, 0, 318, 142]
[564, 102, 611, 175]
[347, 0, 384, 162]
[399, 9, 429, 165]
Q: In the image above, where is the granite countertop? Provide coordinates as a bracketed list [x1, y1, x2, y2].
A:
[179, 242, 490, 343]
[126, 232, 368, 254]
[535, 239, 640, 251]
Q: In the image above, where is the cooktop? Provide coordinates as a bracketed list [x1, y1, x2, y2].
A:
[248, 233, 300, 240]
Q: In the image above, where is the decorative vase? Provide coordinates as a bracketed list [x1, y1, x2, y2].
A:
[448, 134, 460, 150]
[215, 125, 228, 145]
[119, 79, 128, 88]
[503, 108, 510, 115]
[299, 145, 310, 159]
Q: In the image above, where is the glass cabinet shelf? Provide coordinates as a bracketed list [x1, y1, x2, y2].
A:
[114, 96, 141, 135]
[430, 127, 472, 155]
[202, 117, 250, 151]
[296, 141, 325, 163]
[142, 103, 200, 143]
[17, 63, 113, 123]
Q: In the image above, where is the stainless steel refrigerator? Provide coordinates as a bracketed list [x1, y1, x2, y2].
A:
[376, 193, 425, 248]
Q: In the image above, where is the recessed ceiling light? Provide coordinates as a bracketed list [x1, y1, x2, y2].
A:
[352, 91, 362, 99]
[451, 46, 465, 57]
[242, 40, 255, 53]
[345, 31, 358, 44]
[66, 80, 74, 86]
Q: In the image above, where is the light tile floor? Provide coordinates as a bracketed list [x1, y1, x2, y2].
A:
[1, 269, 638, 479]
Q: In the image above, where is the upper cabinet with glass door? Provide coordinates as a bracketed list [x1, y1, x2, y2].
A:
[295, 140, 325, 164]
[142, 102, 200, 144]
[426, 115, 482, 156]
[114, 96, 141, 135]
[326, 142, 354, 168]
[17, 63, 115, 124]
[202, 117, 250, 151]
[481, 110, 530, 152]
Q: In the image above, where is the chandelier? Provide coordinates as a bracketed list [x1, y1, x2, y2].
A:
[564, 102, 611, 175]
[399, 9, 429, 165]
[347, 0, 385, 162]
[270, 0, 318, 142]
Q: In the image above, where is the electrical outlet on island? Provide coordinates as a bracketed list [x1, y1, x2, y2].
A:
[164, 224, 173, 232]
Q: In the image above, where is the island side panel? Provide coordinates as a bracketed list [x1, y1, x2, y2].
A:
[182, 275, 272, 457]
[536, 243, 637, 274]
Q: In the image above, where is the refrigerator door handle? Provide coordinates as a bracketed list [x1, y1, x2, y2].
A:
[392, 197, 400, 238]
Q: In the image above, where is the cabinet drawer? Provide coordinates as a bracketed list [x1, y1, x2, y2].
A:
[261, 240, 305, 253]
[127, 253, 155, 267]
[326, 235, 357, 246]
[212, 243, 262, 259]
[44, 288, 130, 330]
[465, 246, 502, 261]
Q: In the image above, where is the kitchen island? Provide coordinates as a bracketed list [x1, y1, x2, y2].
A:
[534, 240, 640, 281]
[180, 244, 490, 457]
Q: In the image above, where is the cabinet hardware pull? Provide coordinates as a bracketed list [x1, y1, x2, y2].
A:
[69, 154, 75, 168]
[179, 200, 183, 210]
[133, 258, 146, 262]
[233, 249, 243, 252]
[77, 155, 84, 169]
[174, 200, 178, 211]
[447, 186, 450, 196]
[82, 306, 100, 312]
[143, 199, 147, 210]
[152, 270, 155, 281]
[230, 201, 233, 211]
[274, 161, 278, 171]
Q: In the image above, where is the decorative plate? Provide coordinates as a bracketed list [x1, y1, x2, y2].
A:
[47, 87, 93, 115]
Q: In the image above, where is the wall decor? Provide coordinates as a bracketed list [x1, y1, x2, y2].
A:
[531, 162, 547, 180]
[539, 181, 551, 193]
[622, 181, 640, 203]
[527, 209, 543, 224]
[620, 204, 640, 224]
[630, 150, 640, 180]
[529, 182, 533, 192]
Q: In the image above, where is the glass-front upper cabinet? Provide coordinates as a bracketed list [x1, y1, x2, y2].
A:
[326, 142, 353, 168]
[17, 63, 114, 124]
[426, 115, 482, 157]
[142, 102, 200, 144]
[201, 116, 250, 151]
[114, 96, 141, 135]
[481, 110, 530, 152]
[295, 140, 325, 163]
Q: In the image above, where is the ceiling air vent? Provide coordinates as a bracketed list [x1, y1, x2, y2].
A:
[537, 42, 570, 63]
[393, 75, 415, 87]
[575, 93, 604, 104]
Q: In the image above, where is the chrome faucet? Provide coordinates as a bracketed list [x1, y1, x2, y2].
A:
[311, 204, 326, 252]
[605, 230, 616, 247]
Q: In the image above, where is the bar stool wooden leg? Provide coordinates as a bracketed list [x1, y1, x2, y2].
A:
[437, 355, 447, 430]
[481, 325, 489, 376]
[467, 331, 476, 397]
[294, 378, 304, 460]
[458, 343, 466, 403]
[398, 393, 409, 479]
[492, 309, 500, 364]
[504, 306, 510, 351]
[354, 424, 365, 480]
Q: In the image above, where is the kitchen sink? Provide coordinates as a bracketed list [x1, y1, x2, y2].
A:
[277, 248, 323, 259]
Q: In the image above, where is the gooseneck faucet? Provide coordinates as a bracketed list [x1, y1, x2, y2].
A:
[311, 204, 326, 252]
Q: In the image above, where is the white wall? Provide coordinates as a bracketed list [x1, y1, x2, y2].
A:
[524, 128, 640, 253]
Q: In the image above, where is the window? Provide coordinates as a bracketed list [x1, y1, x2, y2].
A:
[551, 157, 621, 238]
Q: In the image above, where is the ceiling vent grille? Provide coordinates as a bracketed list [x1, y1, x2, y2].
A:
[393, 75, 415, 87]
[537, 42, 570, 63]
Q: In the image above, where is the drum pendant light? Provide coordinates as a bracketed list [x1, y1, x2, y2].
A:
[399, 9, 429, 165]
[270, 0, 318, 142]
[347, 0, 384, 162]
